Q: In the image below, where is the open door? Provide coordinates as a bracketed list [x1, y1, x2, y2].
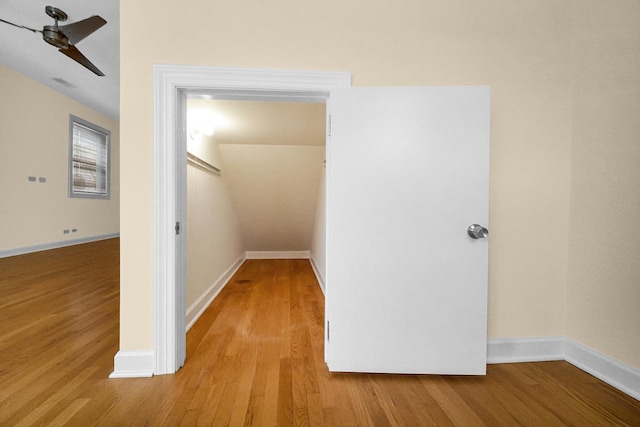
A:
[325, 86, 490, 374]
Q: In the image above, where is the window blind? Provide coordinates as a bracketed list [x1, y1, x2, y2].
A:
[72, 122, 108, 195]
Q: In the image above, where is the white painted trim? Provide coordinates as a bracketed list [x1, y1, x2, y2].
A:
[487, 336, 565, 364]
[153, 65, 185, 376]
[109, 350, 154, 378]
[245, 250, 310, 260]
[0, 233, 120, 258]
[151, 64, 351, 376]
[565, 338, 640, 402]
[186, 254, 245, 331]
[309, 255, 326, 296]
[487, 336, 640, 401]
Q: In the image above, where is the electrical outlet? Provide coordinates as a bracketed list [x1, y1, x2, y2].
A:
[39, 177, 46, 183]
[28, 176, 36, 182]
[63, 229, 70, 234]
[72, 229, 77, 233]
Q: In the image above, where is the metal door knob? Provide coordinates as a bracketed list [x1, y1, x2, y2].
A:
[467, 224, 488, 239]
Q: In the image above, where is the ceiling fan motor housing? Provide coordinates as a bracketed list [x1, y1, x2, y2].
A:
[43, 26, 69, 49]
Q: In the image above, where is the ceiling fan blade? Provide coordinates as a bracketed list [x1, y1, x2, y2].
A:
[59, 15, 106, 45]
[59, 45, 105, 76]
[0, 17, 40, 34]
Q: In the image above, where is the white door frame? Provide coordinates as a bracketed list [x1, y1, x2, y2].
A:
[152, 65, 351, 374]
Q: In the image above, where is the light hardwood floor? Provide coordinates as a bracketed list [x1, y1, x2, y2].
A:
[1, 238, 639, 426]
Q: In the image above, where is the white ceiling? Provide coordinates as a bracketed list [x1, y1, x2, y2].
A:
[0, 0, 119, 120]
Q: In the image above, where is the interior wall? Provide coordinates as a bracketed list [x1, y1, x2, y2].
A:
[218, 144, 325, 252]
[121, 1, 579, 351]
[0, 64, 120, 255]
[186, 131, 243, 311]
[567, 0, 640, 369]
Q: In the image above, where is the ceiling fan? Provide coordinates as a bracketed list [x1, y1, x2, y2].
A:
[0, 5, 107, 76]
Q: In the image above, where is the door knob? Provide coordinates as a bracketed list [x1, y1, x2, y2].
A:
[467, 224, 488, 239]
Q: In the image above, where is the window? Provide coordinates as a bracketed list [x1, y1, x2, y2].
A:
[68, 115, 110, 199]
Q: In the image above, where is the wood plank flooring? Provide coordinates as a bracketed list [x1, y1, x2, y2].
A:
[1, 238, 639, 425]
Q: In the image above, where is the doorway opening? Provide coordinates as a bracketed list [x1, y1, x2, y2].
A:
[184, 98, 327, 329]
[153, 65, 351, 375]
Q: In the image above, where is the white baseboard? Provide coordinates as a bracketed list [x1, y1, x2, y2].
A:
[245, 250, 310, 259]
[564, 338, 640, 401]
[109, 350, 154, 378]
[0, 233, 120, 258]
[487, 336, 565, 364]
[309, 256, 325, 296]
[488, 336, 640, 401]
[186, 254, 245, 331]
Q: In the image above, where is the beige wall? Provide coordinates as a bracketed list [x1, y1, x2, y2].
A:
[120, 0, 639, 370]
[567, 1, 640, 369]
[0, 65, 119, 254]
[186, 133, 243, 310]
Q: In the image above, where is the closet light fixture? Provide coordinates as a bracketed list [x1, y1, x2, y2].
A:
[188, 124, 214, 139]
[187, 109, 215, 139]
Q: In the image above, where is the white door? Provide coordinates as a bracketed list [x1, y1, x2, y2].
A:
[326, 86, 490, 375]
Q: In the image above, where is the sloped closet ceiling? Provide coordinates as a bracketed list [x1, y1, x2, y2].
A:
[220, 144, 324, 251]
[193, 99, 326, 146]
